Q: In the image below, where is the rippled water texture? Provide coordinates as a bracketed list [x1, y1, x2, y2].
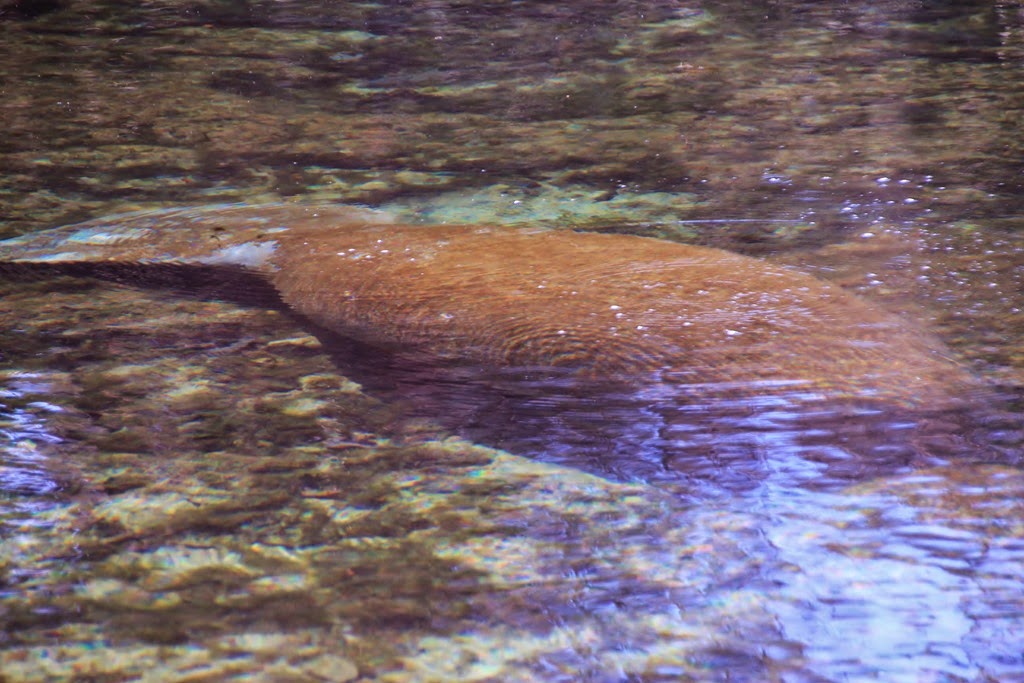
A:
[1, 1, 1023, 681]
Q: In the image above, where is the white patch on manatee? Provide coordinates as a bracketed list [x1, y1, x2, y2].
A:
[66, 227, 152, 245]
[13, 251, 88, 262]
[197, 240, 278, 268]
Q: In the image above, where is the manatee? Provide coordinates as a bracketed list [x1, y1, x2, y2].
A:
[0, 203, 986, 481]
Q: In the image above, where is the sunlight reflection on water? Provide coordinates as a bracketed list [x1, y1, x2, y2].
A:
[0, 382, 64, 499]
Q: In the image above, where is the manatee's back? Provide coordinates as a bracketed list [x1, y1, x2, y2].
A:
[0, 202, 977, 410]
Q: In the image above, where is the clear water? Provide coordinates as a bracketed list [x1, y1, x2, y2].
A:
[1, 1, 1023, 681]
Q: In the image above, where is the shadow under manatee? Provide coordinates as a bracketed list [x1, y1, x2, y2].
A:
[313, 328, 1023, 498]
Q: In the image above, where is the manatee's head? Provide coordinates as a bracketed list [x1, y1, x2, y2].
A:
[0, 203, 393, 268]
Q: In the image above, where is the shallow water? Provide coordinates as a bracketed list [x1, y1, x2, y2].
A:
[1, 1, 1023, 681]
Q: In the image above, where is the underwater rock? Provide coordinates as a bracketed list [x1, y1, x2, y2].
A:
[0, 203, 985, 479]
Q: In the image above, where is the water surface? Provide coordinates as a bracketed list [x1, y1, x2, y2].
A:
[1, 1, 1023, 681]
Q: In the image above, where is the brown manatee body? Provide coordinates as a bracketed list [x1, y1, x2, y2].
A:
[268, 220, 971, 405]
[0, 203, 981, 480]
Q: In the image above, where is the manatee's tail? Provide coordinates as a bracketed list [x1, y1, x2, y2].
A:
[0, 202, 392, 268]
